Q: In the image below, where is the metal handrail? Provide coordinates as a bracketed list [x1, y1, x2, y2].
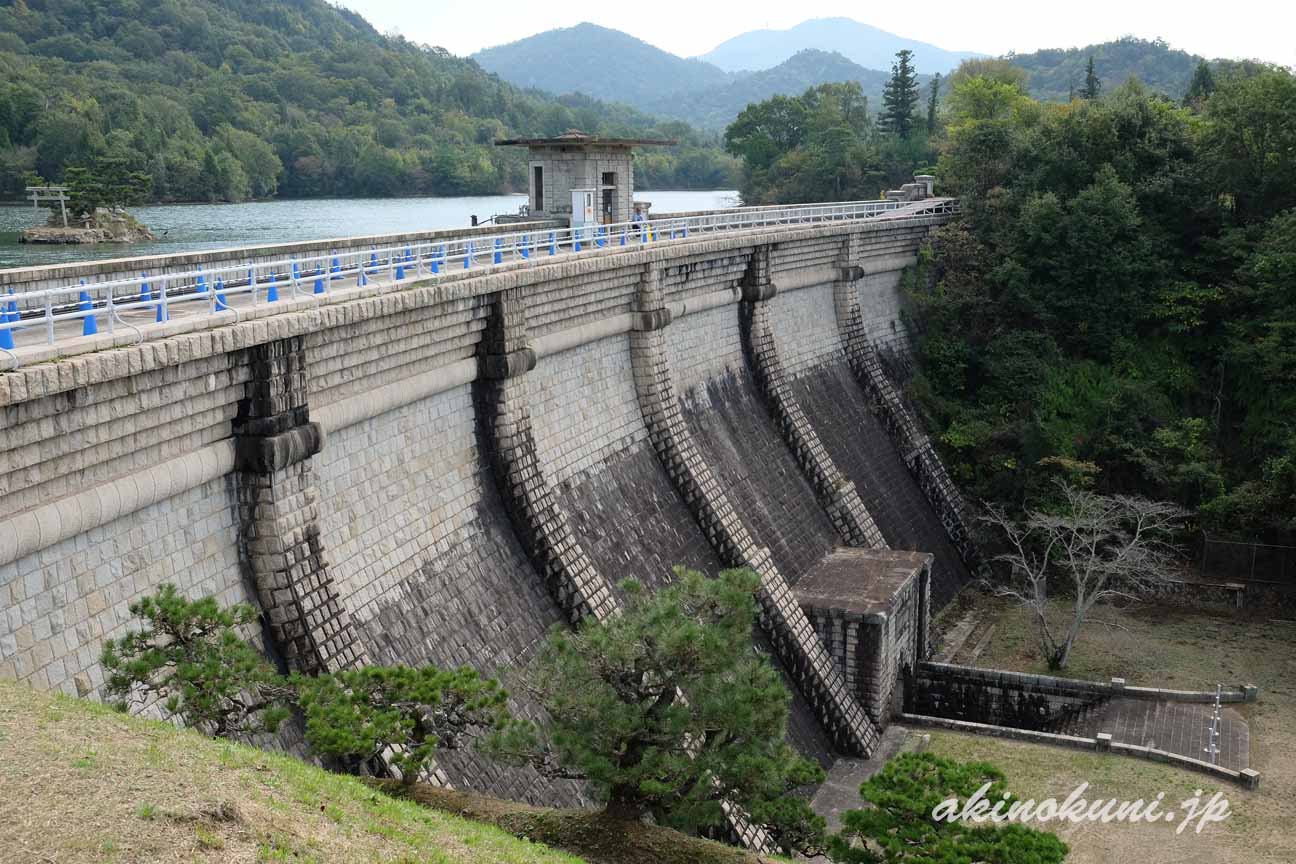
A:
[0, 198, 958, 364]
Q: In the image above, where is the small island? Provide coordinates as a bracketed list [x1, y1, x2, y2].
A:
[19, 160, 156, 246]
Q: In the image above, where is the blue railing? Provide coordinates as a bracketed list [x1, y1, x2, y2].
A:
[0, 197, 957, 365]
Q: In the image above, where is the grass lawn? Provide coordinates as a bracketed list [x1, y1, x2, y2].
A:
[0, 677, 585, 863]
[924, 594, 1296, 864]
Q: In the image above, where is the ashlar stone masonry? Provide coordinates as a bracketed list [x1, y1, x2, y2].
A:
[0, 208, 970, 824]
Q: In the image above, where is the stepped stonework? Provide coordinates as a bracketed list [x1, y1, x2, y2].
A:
[0, 208, 975, 811]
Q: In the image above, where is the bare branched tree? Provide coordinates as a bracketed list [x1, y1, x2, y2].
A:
[981, 482, 1186, 670]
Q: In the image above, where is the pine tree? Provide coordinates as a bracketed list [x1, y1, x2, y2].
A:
[496, 567, 827, 853]
[100, 584, 292, 737]
[830, 753, 1069, 864]
[1083, 55, 1101, 99]
[296, 665, 511, 784]
[926, 73, 942, 135]
[1184, 59, 1216, 108]
[881, 49, 921, 140]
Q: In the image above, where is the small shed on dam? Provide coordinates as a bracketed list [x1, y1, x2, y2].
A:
[496, 130, 676, 226]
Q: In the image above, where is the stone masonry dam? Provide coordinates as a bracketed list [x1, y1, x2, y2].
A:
[0, 200, 977, 807]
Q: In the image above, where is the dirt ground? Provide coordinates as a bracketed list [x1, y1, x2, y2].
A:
[924, 594, 1296, 864]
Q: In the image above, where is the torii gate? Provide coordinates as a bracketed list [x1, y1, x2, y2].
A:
[26, 185, 70, 227]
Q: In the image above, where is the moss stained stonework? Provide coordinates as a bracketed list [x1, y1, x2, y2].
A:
[630, 261, 881, 759]
[0, 212, 969, 824]
[234, 336, 366, 675]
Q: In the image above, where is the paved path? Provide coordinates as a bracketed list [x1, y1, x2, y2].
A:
[810, 724, 921, 833]
[1067, 698, 1249, 770]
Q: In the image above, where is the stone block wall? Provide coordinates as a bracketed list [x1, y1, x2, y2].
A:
[0, 473, 246, 696]
[799, 551, 932, 726]
[0, 350, 245, 521]
[765, 281, 845, 381]
[792, 363, 972, 605]
[529, 149, 633, 222]
[665, 303, 744, 400]
[0, 212, 971, 816]
[529, 336, 648, 486]
[740, 247, 886, 551]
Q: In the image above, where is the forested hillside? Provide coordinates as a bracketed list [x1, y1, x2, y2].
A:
[914, 62, 1296, 540]
[473, 29, 1245, 132]
[1009, 37, 1202, 101]
[0, 0, 738, 202]
[722, 55, 1296, 541]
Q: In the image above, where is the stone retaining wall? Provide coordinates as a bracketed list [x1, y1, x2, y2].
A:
[919, 661, 1259, 704]
[900, 713, 1262, 789]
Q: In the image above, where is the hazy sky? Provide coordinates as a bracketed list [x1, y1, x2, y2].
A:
[340, 0, 1295, 68]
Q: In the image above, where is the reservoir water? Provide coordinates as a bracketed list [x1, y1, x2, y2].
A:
[0, 190, 740, 269]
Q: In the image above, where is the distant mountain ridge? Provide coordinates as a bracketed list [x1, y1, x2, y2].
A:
[642, 49, 925, 130]
[473, 23, 1220, 132]
[474, 19, 973, 129]
[698, 17, 983, 75]
[472, 23, 734, 107]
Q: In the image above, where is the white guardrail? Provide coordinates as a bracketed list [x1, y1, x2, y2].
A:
[0, 198, 957, 365]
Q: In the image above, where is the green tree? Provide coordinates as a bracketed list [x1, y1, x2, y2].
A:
[1218, 211, 1296, 465]
[828, 753, 1068, 864]
[926, 73, 942, 136]
[1183, 59, 1216, 108]
[880, 49, 921, 139]
[723, 82, 907, 204]
[217, 125, 283, 198]
[1082, 55, 1101, 99]
[296, 665, 512, 784]
[100, 584, 291, 737]
[724, 94, 810, 173]
[1200, 70, 1296, 223]
[62, 156, 152, 220]
[498, 567, 826, 852]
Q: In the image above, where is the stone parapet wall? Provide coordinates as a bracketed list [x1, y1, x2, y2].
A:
[900, 713, 1261, 789]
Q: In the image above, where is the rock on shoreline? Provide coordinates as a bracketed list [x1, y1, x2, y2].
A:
[19, 209, 156, 245]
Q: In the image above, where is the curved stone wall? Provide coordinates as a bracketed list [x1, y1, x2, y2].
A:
[0, 213, 974, 811]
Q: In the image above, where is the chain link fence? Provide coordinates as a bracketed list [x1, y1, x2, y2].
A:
[1199, 534, 1296, 585]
